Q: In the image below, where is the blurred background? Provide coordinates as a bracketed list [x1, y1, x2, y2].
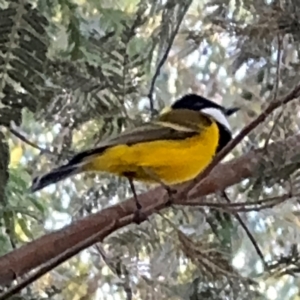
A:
[1, 0, 300, 299]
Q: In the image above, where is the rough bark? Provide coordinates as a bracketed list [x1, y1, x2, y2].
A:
[0, 134, 299, 285]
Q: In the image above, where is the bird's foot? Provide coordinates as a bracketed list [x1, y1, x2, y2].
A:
[165, 186, 177, 206]
[133, 206, 147, 224]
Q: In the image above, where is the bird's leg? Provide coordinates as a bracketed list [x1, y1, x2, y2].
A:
[128, 178, 145, 224]
[128, 178, 142, 210]
[141, 167, 176, 205]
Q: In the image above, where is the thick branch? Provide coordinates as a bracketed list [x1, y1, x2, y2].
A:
[0, 134, 300, 286]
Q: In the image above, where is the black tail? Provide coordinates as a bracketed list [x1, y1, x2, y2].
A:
[31, 146, 108, 192]
[31, 165, 79, 192]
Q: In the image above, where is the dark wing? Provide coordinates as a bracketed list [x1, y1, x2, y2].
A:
[67, 116, 202, 166]
[103, 122, 197, 146]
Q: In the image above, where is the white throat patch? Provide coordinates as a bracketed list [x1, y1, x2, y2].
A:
[201, 107, 231, 131]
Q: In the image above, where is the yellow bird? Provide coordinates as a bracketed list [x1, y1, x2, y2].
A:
[31, 94, 238, 207]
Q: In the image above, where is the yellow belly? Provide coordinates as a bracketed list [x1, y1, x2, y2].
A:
[84, 123, 219, 184]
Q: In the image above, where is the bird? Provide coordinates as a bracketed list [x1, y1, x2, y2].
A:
[31, 94, 239, 212]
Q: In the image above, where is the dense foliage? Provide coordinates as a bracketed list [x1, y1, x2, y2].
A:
[1, 0, 300, 299]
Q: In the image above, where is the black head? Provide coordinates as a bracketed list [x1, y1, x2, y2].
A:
[172, 94, 239, 152]
[171, 94, 239, 117]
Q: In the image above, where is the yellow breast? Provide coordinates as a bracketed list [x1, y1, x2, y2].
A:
[85, 122, 219, 184]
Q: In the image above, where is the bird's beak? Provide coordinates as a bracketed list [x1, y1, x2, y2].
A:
[224, 107, 240, 116]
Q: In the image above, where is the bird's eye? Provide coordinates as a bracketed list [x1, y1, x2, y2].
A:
[32, 177, 40, 185]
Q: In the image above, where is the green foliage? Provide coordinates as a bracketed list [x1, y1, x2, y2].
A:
[0, 0, 49, 123]
[2, 0, 300, 299]
[6, 167, 46, 216]
[3, 166, 46, 245]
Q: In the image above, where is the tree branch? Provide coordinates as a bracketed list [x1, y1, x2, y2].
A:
[9, 127, 53, 155]
[222, 191, 266, 269]
[0, 133, 300, 288]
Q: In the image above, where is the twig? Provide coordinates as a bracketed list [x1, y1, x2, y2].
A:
[263, 34, 283, 149]
[263, 109, 284, 150]
[181, 192, 294, 210]
[9, 128, 53, 155]
[147, 2, 191, 114]
[272, 34, 282, 103]
[183, 83, 300, 199]
[222, 199, 287, 213]
[95, 244, 133, 300]
[222, 191, 266, 268]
